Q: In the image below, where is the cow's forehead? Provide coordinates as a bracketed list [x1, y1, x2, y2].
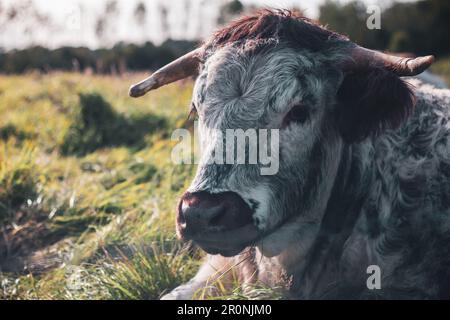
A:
[193, 44, 326, 122]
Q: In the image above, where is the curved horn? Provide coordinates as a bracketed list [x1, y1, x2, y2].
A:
[346, 46, 435, 77]
[129, 48, 204, 98]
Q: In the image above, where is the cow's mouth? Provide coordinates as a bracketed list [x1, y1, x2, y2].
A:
[181, 223, 261, 257]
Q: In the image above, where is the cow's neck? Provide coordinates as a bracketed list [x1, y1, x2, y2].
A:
[287, 140, 375, 298]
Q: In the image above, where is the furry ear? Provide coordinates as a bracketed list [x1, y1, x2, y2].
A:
[335, 67, 415, 143]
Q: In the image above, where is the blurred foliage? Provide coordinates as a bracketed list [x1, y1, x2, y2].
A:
[0, 143, 39, 224]
[431, 57, 450, 76]
[430, 56, 450, 84]
[319, 1, 389, 50]
[319, 0, 450, 57]
[217, 0, 244, 25]
[0, 124, 35, 143]
[60, 93, 167, 156]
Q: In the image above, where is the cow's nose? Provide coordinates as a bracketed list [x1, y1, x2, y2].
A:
[177, 191, 254, 237]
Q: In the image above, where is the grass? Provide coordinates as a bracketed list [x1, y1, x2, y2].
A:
[60, 92, 167, 156]
[83, 244, 199, 300]
[0, 142, 40, 224]
[0, 72, 278, 300]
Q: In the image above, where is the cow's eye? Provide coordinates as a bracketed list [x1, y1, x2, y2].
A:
[188, 102, 198, 121]
[283, 104, 309, 127]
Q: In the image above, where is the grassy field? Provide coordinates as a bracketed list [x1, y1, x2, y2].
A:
[1, 63, 449, 300]
[0, 72, 274, 300]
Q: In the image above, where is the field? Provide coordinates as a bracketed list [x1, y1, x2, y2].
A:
[1, 63, 449, 300]
[431, 57, 450, 85]
[0, 73, 282, 300]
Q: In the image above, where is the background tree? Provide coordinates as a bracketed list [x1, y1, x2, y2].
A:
[319, 0, 450, 57]
[217, 0, 244, 25]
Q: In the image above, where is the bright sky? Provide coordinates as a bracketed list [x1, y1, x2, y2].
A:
[2, 0, 411, 19]
[0, 0, 417, 50]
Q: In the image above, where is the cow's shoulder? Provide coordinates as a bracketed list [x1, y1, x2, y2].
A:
[371, 79, 450, 210]
[340, 81, 450, 298]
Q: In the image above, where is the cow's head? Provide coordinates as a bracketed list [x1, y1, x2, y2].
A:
[130, 10, 434, 257]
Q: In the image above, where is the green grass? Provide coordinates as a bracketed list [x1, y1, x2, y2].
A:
[0, 142, 40, 224]
[60, 92, 167, 156]
[0, 72, 279, 300]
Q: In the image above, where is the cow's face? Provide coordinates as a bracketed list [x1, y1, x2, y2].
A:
[176, 44, 347, 257]
[176, 42, 418, 257]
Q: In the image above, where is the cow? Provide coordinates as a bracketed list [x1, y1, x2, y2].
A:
[129, 10, 450, 299]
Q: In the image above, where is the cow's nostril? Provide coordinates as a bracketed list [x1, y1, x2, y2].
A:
[179, 198, 226, 233]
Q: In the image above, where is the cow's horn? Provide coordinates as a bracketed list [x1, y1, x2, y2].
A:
[348, 45, 435, 77]
[129, 48, 204, 98]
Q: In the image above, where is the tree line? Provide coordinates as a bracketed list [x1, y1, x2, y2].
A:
[0, 40, 198, 74]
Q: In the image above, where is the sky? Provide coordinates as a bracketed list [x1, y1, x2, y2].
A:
[0, 0, 417, 50]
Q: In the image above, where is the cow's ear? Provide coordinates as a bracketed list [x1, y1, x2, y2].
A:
[335, 67, 415, 143]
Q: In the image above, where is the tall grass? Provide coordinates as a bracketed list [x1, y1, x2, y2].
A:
[61, 93, 167, 156]
[0, 142, 40, 225]
[93, 244, 198, 300]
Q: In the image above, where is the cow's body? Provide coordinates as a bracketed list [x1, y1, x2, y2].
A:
[163, 80, 450, 299]
[331, 79, 450, 299]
